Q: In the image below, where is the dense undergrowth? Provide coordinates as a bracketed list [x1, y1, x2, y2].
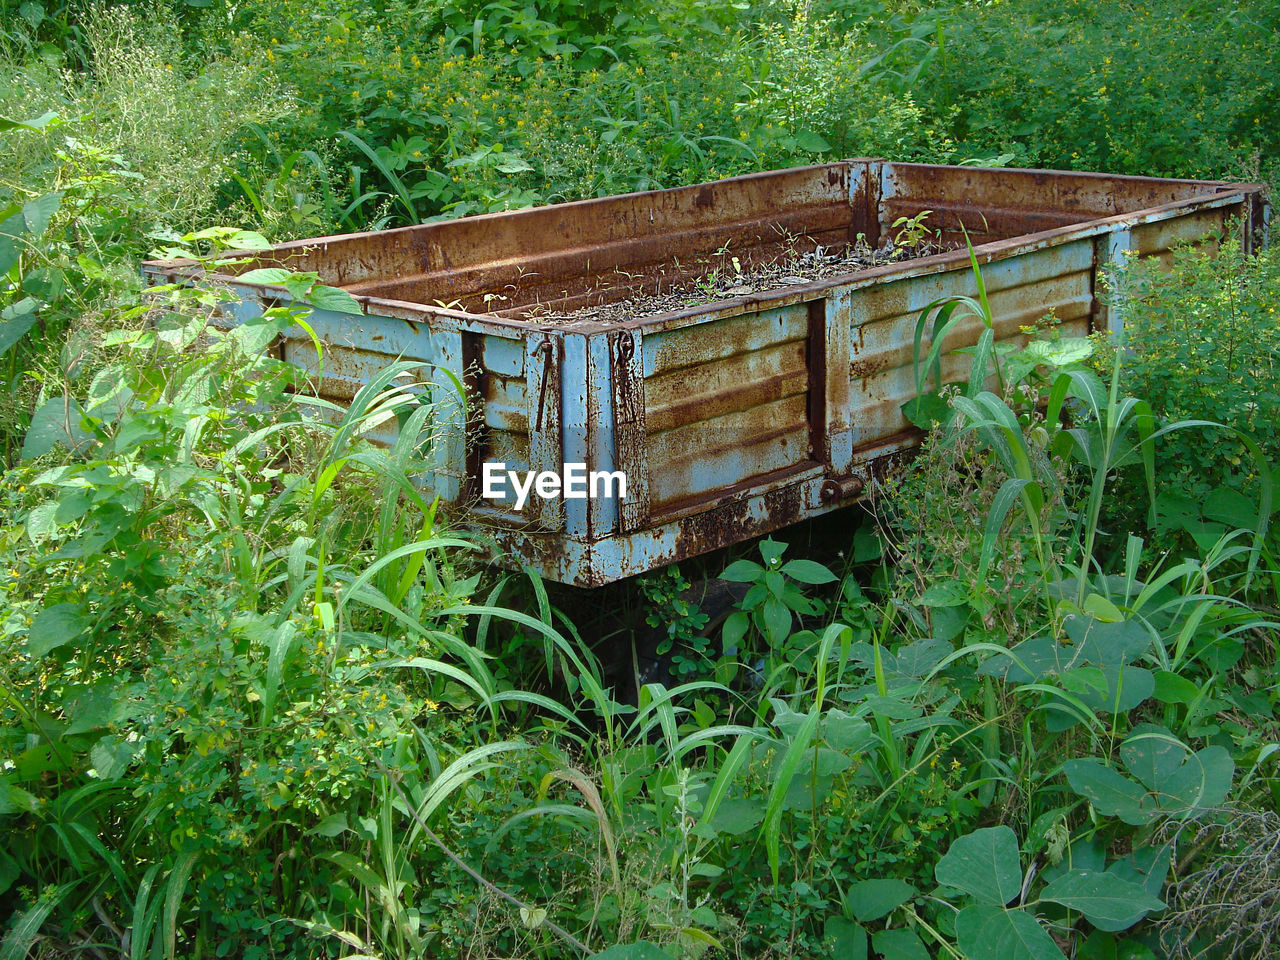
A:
[2, 1, 1278, 958]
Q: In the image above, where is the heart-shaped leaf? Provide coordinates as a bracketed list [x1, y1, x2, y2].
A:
[238, 267, 292, 285]
[1120, 725, 1188, 786]
[1063, 759, 1149, 825]
[1064, 615, 1151, 667]
[920, 580, 969, 608]
[936, 826, 1022, 906]
[1040, 869, 1165, 932]
[955, 905, 1066, 960]
[1120, 727, 1234, 815]
[824, 917, 867, 959]
[872, 927, 930, 960]
[1155, 746, 1233, 814]
[306, 284, 362, 315]
[0, 297, 40, 355]
[22, 192, 63, 238]
[28, 602, 91, 657]
[845, 878, 916, 922]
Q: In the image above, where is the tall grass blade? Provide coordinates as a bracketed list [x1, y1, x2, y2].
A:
[339, 130, 419, 224]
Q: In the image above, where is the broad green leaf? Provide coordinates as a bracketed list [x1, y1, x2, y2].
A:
[955, 905, 1067, 960]
[89, 735, 138, 780]
[1151, 671, 1200, 705]
[872, 927, 930, 960]
[721, 610, 748, 650]
[1077, 929, 1158, 960]
[1203, 486, 1257, 528]
[794, 129, 832, 153]
[63, 684, 118, 735]
[781, 558, 836, 584]
[1063, 759, 1149, 825]
[852, 525, 882, 562]
[0, 234, 19, 276]
[1040, 870, 1165, 932]
[710, 796, 765, 835]
[24, 501, 57, 544]
[22, 192, 62, 237]
[1082, 593, 1125, 622]
[0, 848, 17, 894]
[226, 229, 269, 249]
[824, 917, 867, 959]
[935, 826, 1022, 906]
[720, 559, 762, 582]
[239, 267, 292, 285]
[919, 580, 969, 607]
[980, 635, 1079, 683]
[495, 155, 534, 173]
[1064, 615, 1151, 667]
[1116, 726, 1233, 815]
[1021, 336, 1094, 368]
[0, 778, 39, 815]
[759, 538, 787, 565]
[822, 710, 875, 754]
[0, 297, 39, 354]
[1107, 844, 1172, 899]
[18, 1, 44, 26]
[861, 695, 920, 720]
[28, 602, 90, 657]
[1068, 665, 1154, 716]
[308, 813, 349, 838]
[0, 109, 60, 132]
[889, 639, 951, 678]
[22, 396, 91, 460]
[902, 391, 952, 430]
[1119, 725, 1188, 787]
[845, 878, 915, 922]
[307, 284, 362, 314]
[1155, 746, 1234, 814]
[761, 596, 791, 644]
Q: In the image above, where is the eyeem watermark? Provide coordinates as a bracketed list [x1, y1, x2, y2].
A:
[482, 462, 627, 511]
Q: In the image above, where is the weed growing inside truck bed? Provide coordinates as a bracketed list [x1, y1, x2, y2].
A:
[519, 236, 947, 324]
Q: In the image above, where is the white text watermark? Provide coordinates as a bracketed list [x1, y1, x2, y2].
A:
[482, 462, 627, 511]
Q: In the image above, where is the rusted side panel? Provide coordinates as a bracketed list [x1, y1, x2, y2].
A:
[253, 303, 472, 499]
[1130, 205, 1229, 267]
[559, 332, 591, 540]
[610, 329, 650, 533]
[817, 296, 854, 477]
[229, 164, 856, 315]
[645, 341, 808, 432]
[524, 332, 563, 530]
[585, 331, 625, 538]
[457, 333, 537, 522]
[643, 302, 814, 511]
[846, 240, 1095, 448]
[878, 162, 1232, 248]
[648, 394, 812, 508]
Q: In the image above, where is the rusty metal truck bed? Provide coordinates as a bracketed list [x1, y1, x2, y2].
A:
[144, 160, 1269, 585]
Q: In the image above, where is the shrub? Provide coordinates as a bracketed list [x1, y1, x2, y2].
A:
[1112, 239, 1280, 552]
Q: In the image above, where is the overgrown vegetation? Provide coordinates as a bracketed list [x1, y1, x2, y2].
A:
[2, 1, 1277, 958]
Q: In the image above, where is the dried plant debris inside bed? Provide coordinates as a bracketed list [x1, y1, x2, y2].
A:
[520, 238, 950, 325]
